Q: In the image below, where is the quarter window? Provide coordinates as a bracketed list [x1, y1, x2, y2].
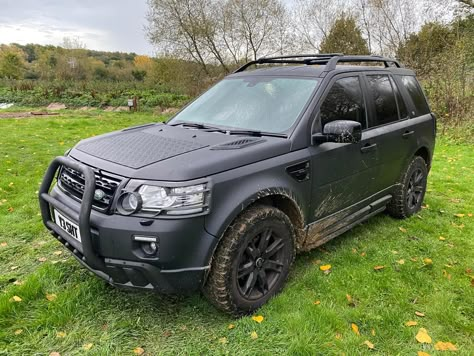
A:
[320, 76, 367, 130]
[400, 75, 430, 116]
[390, 76, 409, 120]
[367, 74, 399, 127]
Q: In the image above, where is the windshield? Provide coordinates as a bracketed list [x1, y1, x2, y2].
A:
[169, 76, 319, 134]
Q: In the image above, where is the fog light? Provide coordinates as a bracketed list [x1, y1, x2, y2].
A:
[133, 235, 158, 256]
[142, 241, 158, 256]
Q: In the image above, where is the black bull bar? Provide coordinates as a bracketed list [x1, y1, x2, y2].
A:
[38, 156, 106, 270]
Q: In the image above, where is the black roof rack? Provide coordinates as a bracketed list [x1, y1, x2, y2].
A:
[233, 54, 401, 73]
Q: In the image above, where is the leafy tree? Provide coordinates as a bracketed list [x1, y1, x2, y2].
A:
[319, 14, 370, 55]
[0, 46, 26, 79]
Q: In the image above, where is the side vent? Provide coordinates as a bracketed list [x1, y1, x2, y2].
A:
[286, 161, 310, 182]
[211, 137, 264, 150]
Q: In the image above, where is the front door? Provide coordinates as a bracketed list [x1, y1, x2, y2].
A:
[308, 74, 380, 223]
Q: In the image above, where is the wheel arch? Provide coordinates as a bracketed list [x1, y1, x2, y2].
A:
[414, 146, 431, 167]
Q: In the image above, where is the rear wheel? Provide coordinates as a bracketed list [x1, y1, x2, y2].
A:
[387, 156, 428, 219]
[203, 205, 295, 316]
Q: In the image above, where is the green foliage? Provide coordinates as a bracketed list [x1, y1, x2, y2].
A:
[0, 80, 189, 109]
[320, 14, 369, 55]
[0, 47, 25, 79]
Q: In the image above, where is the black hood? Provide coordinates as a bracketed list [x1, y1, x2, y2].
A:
[70, 123, 291, 181]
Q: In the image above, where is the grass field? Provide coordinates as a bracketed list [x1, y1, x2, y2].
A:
[0, 110, 473, 355]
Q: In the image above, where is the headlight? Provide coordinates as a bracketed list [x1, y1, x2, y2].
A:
[118, 182, 209, 216]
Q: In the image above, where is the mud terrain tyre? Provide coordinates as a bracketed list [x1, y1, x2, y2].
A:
[203, 205, 295, 316]
[387, 156, 428, 219]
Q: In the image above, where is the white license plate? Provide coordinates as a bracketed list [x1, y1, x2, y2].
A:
[54, 209, 81, 242]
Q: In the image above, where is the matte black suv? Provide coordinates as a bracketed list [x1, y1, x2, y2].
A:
[39, 54, 435, 316]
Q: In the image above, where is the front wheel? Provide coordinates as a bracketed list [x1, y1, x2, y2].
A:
[387, 156, 428, 219]
[203, 205, 295, 316]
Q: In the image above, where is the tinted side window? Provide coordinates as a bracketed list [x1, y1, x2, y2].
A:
[390, 76, 409, 120]
[400, 75, 430, 116]
[367, 74, 399, 127]
[320, 76, 367, 129]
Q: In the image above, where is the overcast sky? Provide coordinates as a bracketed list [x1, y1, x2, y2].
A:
[0, 0, 153, 54]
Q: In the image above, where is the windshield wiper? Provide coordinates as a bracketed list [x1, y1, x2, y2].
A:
[225, 129, 287, 138]
[170, 122, 223, 131]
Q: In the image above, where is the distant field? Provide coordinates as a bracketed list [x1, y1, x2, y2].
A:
[0, 110, 473, 355]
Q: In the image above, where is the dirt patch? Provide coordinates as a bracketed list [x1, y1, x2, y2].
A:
[47, 103, 67, 110]
[0, 112, 59, 119]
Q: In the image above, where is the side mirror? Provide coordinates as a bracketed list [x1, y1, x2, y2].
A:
[312, 120, 362, 144]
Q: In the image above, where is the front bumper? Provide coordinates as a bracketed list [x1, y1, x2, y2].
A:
[38, 156, 217, 293]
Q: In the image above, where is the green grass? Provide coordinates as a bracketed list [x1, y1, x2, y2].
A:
[0, 110, 473, 355]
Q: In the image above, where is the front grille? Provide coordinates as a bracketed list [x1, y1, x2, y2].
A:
[58, 165, 122, 212]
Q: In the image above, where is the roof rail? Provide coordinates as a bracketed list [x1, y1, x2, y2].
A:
[233, 54, 402, 73]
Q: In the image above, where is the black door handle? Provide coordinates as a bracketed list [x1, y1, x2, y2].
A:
[402, 130, 414, 138]
[360, 143, 377, 153]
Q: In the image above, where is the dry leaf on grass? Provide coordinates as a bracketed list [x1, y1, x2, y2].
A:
[415, 311, 425, 317]
[49, 353, 61, 356]
[83, 343, 93, 351]
[434, 341, 457, 351]
[415, 328, 432, 344]
[405, 321, 418, 327]
[53, 250, 63, 256]
[250, 331, 258, 339]
[38, 257, 47, 262]
[133, 347, 145, 355]
[351, 323, 360, 336]
[454, 213, 465, 218]
[423, 258, 433, 265]
[56, 331, 66, 338]
[363, 340, 375, 349]
[335, 333, 343, 340]
[14, 329, 23, 335]
[397, 259, 405, 265]
[371, 329, 375, 336]
[218, 337, 228, 344]
[46, 293, 57, 302]
[313, 300, 321, 305]
[373, 265, 385, 271]
[228, 324, 235, 330]
[417, 352, 430, 356]
[439, 236, 446, 241]
[319, 264, 331, 271]
[0, 242, 7, 247]
[252, 315, 264, 323]
[11, 295, 22, 302]
[399, 227, 407, 233]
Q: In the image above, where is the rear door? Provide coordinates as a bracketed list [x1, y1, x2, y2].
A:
[362, 73, 417, 191]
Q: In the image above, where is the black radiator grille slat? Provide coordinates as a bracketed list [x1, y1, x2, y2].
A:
[58, 165, 122, 212]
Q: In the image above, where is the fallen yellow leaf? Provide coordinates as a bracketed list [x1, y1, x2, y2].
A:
[320, 264, 331, 271]
[399, 227, 407, 233]
[83, 343, 93, 351]
[53, 250, 63, 256]
[56, 331, 66, 338]
[11, 295, 22, 302]
[454, 213, 465, 218]
[397, 259, 405, 265]
[415, 311, 425, 317]
[13, 280, 23, 286]
[252, 315, 264, 323]
[434, 341, 457, 351]
[405, 321, 418, 327]
[46, 293, 57, 302]
[38, 257, 47, 262]
[228, 324, 235, 330]
[313, 300, 321, 305]
[250, 331, 258, 339]
[351, 323, 360, 336]
[417, 351, 430, 356]
[335, 333, 342, 340]
[133, 347, 145, 355]
[371, 329, 375, 336]
[346, 294, 352, 302]
[0, 242, 7, 247]
[439, 236, 446, 241]
[14, 329, 23, 335]
[415, 328, 432, 344]
[49, 352, 61, 356]
[363, 340, 375, 349]
[373, 265, 385, 271]
[218, 337, 228, 344]
[423, 258, 433, 265]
